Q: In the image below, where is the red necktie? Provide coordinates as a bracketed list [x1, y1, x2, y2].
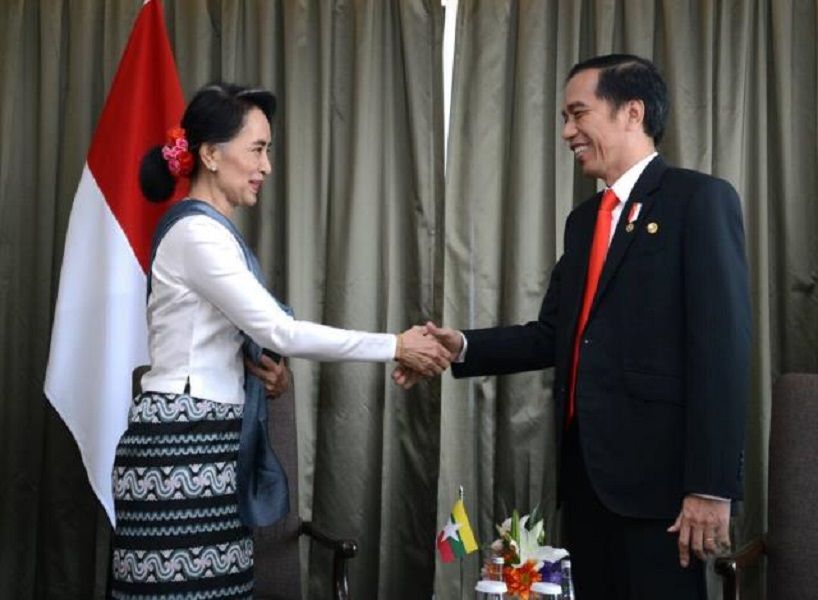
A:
[566, 188, 619, 425]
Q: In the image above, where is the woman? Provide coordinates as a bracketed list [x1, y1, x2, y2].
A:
[110, 83, 448, 599]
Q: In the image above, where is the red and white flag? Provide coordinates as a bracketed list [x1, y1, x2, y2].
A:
[44, 0, 186, 525]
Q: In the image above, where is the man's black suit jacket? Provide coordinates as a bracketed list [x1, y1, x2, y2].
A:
[452, 156, 751, 519]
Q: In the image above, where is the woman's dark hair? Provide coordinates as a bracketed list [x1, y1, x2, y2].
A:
[567, 54, 669, 145]
[140, 83, 276, 202]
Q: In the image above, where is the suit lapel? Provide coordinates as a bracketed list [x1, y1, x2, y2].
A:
[591, 156, 667, 313]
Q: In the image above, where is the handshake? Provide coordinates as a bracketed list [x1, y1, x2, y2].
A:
[392, 322, 461, 389]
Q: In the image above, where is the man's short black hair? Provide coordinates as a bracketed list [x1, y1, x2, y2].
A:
[568, 54, 669, 145]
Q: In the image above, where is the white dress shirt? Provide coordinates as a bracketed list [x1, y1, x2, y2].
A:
[606, 151, 657, 244]
[141, 215, 397, 404]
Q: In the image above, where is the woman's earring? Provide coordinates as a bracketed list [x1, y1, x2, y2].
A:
[209, 164, 217, 173]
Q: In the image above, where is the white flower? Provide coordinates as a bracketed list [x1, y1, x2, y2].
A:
[514, 515, 545, 566]
[494, 512, 568, 568]
[534, 545, 570, 564]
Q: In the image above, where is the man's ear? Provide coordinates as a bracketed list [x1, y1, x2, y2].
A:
[625, 99, 646, 132]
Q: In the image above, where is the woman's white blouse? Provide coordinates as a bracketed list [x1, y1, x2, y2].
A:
[140, 215, 397, 404]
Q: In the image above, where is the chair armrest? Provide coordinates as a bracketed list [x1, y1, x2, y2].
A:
[714, 537, 765, 600]
[300, 520, 358, 600]
[301, 520, 358, 558]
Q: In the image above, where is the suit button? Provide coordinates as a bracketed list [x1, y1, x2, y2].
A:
[583, 338, 592, 345]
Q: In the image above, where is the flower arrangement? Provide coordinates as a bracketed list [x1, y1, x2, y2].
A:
[487, 509, 568, 600]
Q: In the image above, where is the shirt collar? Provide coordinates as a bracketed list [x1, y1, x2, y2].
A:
[609, 152, 658, 204]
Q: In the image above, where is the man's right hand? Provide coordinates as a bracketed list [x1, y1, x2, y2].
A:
[424, 321, 464, 360]
[395, 325, 451, 376]
[391, 322, 464, 389]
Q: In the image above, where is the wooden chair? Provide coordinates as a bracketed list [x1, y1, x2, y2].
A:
[131, 366, 358, 600]
[253, 369, 358, 600]
[715, 373, 818, 599]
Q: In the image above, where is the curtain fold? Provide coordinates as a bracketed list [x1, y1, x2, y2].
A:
[1, 1, 816, 599]
[436, 2, 562, 597]
[0, 2, 135, 597]
[287, 1, 444, 598]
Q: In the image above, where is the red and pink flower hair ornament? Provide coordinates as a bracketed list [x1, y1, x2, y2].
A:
[161, 126, 194, 178]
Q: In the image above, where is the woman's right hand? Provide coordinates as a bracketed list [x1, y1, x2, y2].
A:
[395, 325, 451, 376]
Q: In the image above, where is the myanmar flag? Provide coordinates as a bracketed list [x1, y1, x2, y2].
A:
[437, 497, 478, 563]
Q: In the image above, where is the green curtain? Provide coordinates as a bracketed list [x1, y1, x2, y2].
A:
[436, 1, 817, 599]
[1, 1, 817, 599]
[279, 2, 445, 598]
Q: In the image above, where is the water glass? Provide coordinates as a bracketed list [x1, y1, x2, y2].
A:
[474, 579, 508, 599]
[530, 581, 563, 600]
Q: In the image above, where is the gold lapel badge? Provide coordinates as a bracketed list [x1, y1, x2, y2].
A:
[625, 202, 641, 234]
[647, 222, 659, 234]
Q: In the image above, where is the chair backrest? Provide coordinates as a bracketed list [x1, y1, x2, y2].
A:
[253, 371, 303, 599]
[766, 373, 818, 598]
[131, 365, 150, 397]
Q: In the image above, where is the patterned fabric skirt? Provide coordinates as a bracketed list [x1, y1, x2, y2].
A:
[111, 392, 253, 599]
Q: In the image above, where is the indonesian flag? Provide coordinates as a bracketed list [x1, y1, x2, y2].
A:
[437, 495, 478, 563]
[43, 0, 186, 526]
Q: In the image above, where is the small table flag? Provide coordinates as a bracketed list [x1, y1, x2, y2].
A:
[437, 494, 478, 563]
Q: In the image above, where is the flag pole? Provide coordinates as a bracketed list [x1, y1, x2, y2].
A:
[460, 557, 465, 600]
[459, 484, 466, 600]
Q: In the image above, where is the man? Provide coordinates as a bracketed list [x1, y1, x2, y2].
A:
[398, 55, 751, 599]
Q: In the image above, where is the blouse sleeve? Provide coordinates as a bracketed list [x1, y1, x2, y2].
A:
[176, 216, 396, 362]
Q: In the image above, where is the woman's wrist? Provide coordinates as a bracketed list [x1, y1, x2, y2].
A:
[394, 332, 404, 361]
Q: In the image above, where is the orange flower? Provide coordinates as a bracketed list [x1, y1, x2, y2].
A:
[501, 547, 519, 565]
[166, 126, 186, 145]
[503, 560, 542, 600]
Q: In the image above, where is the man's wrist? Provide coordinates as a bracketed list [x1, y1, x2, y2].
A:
[690, 493, 730, 502]
[454, 332, 467, 363]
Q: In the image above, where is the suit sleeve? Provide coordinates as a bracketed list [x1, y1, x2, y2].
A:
[451, 256, 561, 378]
[682, 178, 751, 499]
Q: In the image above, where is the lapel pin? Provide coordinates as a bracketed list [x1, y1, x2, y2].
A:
[625, 223, 635, 233]
[647, 222, 659, 234]
[627, 202, 642, 224]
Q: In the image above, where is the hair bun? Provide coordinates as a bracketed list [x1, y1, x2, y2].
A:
[139, 145, 176, 202]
